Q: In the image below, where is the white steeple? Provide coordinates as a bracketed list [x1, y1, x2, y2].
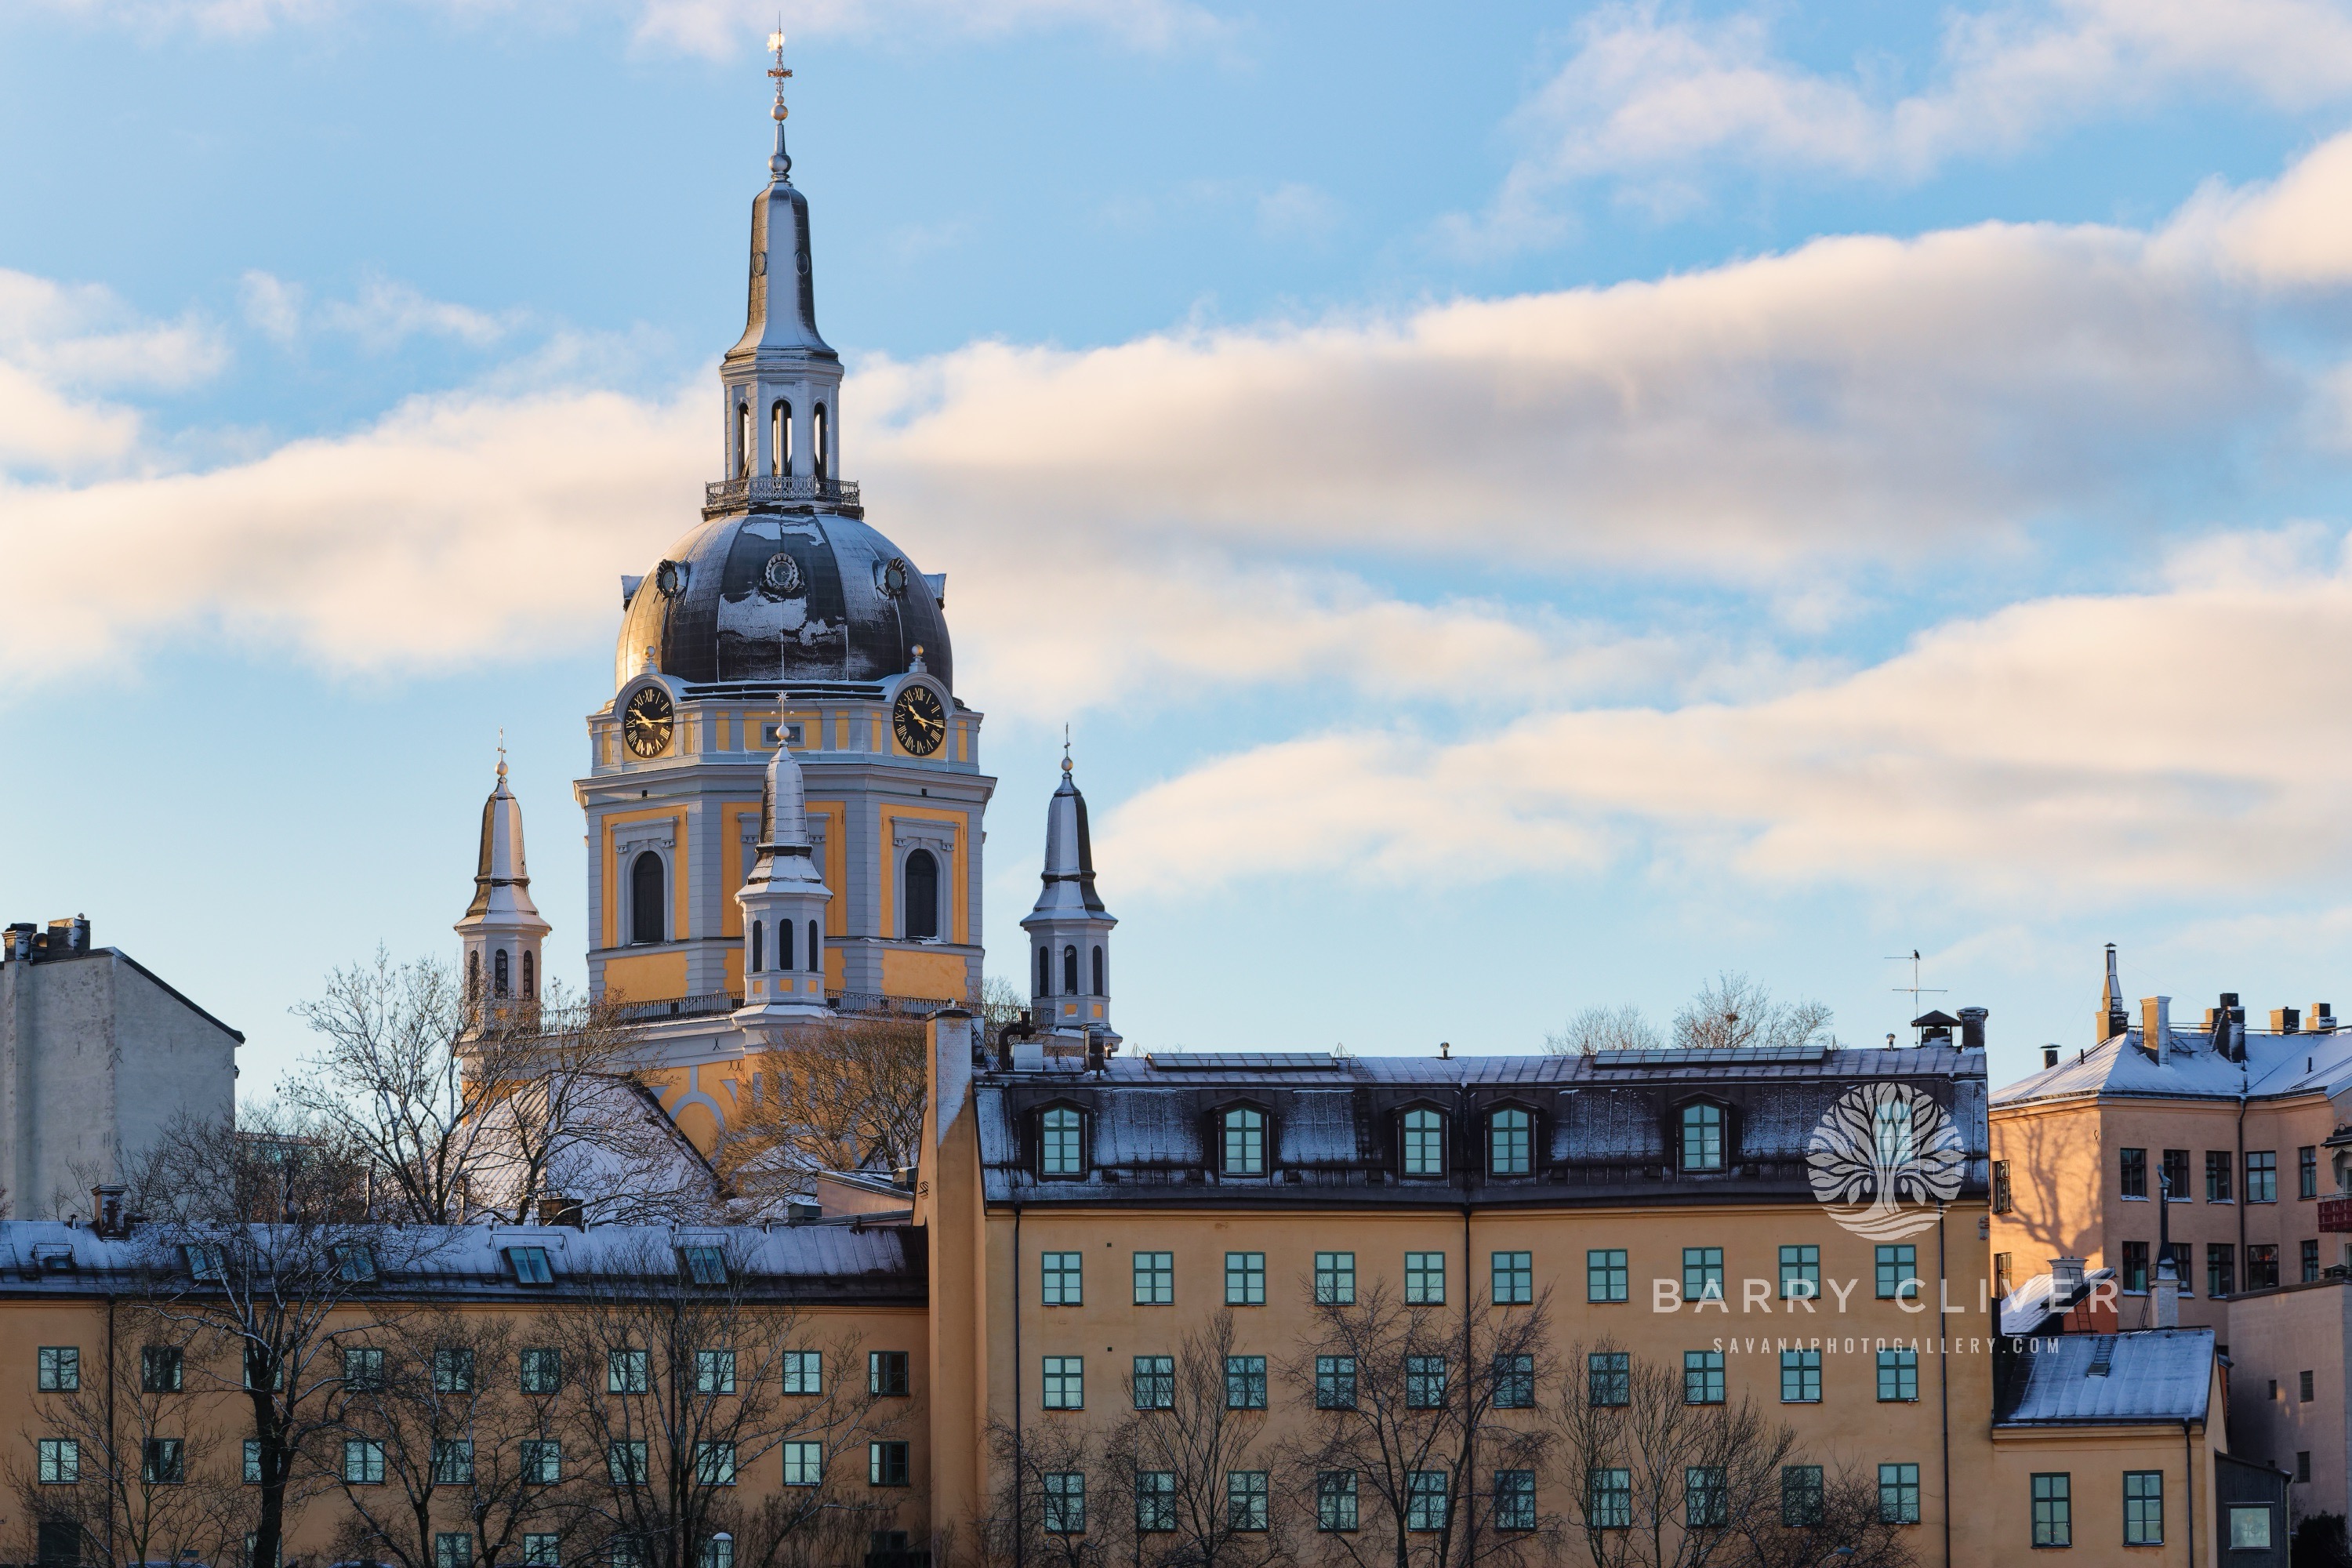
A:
[1019, 745, 1119, 1047]
[735, 727, 833, 1028]
[717, 32, 846, 495]
[456, 746, 552, 1021]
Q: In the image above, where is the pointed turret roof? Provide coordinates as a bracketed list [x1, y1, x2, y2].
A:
[728, 32, 834, 365]
[745, 735, 827, 892]
[459, 757, 551, 934]
[1028, 754, 1109, 920]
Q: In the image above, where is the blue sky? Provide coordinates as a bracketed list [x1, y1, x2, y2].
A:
[13, 0, 2352, 1095]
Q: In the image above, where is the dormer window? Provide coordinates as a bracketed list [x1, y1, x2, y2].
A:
[331, 1243, 377, 1283]
[506, 1247, 554, 1286]
[183, 1243, 226, 1283]
[1221, 1108, 1267, 1177]
[1040, 1107, 1085, 1178]
[1488, 1109, 1534, 1177]
[1679, 1103, 1726, 1172]
[679, 1246, 728, 1286]
[1402, 1109, 1445, 1178]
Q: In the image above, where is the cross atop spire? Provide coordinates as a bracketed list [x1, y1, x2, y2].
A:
[497, 726, 507, 782]
[766, 27, 793, 181]
[1062, 724, 1073, 774]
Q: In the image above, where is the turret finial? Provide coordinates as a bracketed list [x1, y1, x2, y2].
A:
[1062, 724, 1073, 773]
[496, 728, 508, 783]
[767, 26, 793, 181]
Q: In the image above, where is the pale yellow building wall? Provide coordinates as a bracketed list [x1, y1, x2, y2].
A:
[1990, 1414, 2220, 1567]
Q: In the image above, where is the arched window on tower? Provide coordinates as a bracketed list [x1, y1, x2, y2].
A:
[1037, 946, 1051, 996]
[467, 950, 480, 996]
[779, 916, 793, 971]
[808, 920, 820, 975]
[904, 849, 939, 940]
[494, 949, 510, 996]
[522, 952, 534, 1000]
[630, 852, 666, 945]
[1062, 944, 1078, 995]
[771, 401, 789, 476]
[1091, 945, 1105, 996]
[751, 920, 763, 975]
[812, 405, 829, 482]
[736, 402, 752, 477]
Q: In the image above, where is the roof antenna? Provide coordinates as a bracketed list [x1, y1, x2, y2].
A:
[1886, 949, 1947, 1043]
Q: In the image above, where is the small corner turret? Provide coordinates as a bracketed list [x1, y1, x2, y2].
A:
[1019, 744, 1118, 1050]
[735, 725, 833, 1030]
[456, 746, 551, 1024]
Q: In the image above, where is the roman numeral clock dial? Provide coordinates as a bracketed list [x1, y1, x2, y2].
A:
[622, 685, 674, 758]
[893, 684, 946, 757]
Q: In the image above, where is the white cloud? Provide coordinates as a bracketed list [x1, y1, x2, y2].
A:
[0, 269, 224, 476]
[861, 218, 2269, 573]
[238, 271, 518, 352]
[0, 382, 702, 672]
[1468, 0, 2352, 240]
[1098, 535, 2352, 901]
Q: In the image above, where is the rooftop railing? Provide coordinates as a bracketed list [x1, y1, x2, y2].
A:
[704, 474, 861, 511]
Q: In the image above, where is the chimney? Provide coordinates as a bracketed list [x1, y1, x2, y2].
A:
[2100, 943, 2129, 1044]
[90, 1185, 127, 1239]
[2141, 996, 2172, 1062]
[2043, 1046, 2061, 1069]
[2153, 1254, 2180, 1329]
[5, 924, 33, 963]
[1958, 1007, 1987, 1051]
[2050, 1257, 2086, 1293]
[2275, 1007, 2302, 1035]
[2314, 1003, 2337, 1035]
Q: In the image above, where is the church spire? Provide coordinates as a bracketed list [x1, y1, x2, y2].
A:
[717, 35, 844, 499]
[1021, 748, 1119, 1047]
[456, 746, 552, 1015]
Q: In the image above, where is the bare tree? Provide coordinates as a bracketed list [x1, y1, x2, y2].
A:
[126, 1105, 448, 1568]
[1551, 1342, 1793, 1568]
[550, 1236, 906, 1568]
[978, 1415, 1111, 1568]
[1545, 1007, 1664, 1057]
[1670, 975, 1835, 1053]
[325, 1306, 576, 1568]
[9, 1305, 249, 1568]
[1726, 1463, 1916, 1568]
[1283, 1277, 1555, 1568]
[713, 1018, 929, 1200]
[1102, 1310, 1290, 1568]
[284, 949, 644, 1225]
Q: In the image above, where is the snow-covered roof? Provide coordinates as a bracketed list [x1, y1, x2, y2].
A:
[1999, 1267, 2118, 1336]
[0, 1220, 921, 1305]
[1997, 1329, 2214, 1425]
[979, 1046, 1991, 1207]
[1995, 1025, 2352, 1109]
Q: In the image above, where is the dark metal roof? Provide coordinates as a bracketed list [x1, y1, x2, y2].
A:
[978, 1047, 1989, 1209]
[1995, 1329, 2213, 1425]
[615, 510, 951, 691]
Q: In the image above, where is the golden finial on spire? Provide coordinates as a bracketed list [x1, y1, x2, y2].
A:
[1062, 724, 1073, 773]
[497, 728, 508, 782]
[765, 23, 794, 179]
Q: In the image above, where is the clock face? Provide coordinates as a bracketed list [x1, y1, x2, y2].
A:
[622, 685, 674, 758]
[893, 683, 947, 757]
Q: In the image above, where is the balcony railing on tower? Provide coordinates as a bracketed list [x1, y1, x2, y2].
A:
[704, 474, 861, 513]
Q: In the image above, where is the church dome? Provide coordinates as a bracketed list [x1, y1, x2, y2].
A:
[615, 508, 951, 691]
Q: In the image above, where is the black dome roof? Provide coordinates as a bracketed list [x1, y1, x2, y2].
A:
[615, 510, 951, 691]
